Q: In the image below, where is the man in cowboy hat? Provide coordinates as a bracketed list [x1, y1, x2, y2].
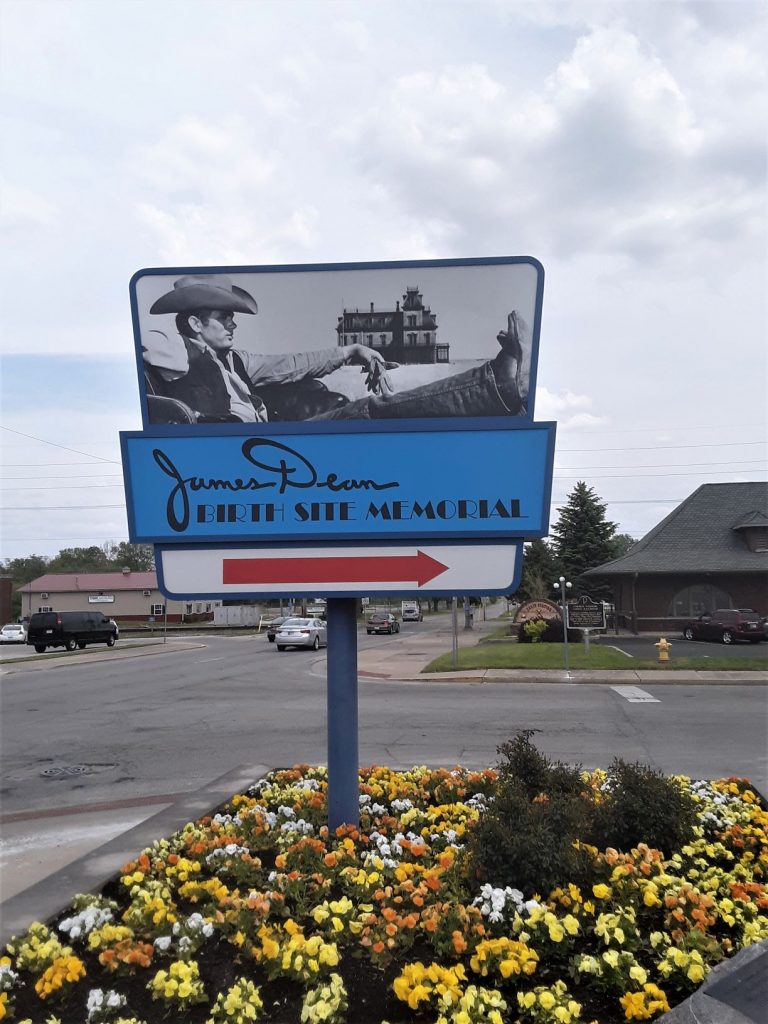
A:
[144, 274, 394, 423]
[143, 273, 529, 423]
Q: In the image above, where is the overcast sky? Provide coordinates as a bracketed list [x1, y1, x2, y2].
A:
[1, 0, 766, 563]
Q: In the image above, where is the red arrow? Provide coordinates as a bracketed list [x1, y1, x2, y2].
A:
[222, 550, 449, 587]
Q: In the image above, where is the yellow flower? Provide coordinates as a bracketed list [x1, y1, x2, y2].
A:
[592, 884, 611, 900]
[687, 964, 706, 984]
[539, 991, 556, 1010]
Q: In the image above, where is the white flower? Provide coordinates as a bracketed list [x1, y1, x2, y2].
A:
[154, 935, 172, 951]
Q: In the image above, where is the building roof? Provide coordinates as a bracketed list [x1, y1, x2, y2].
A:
[585, 482, 768, 576]
[18, 571, 158, 593]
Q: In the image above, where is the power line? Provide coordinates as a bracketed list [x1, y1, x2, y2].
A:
[558, 441, 766, 453]
[0, 463, 123, 468]
[3, 459, 765, 484]
[553, 460, 765, 470]
[2, 484, 124, 491]
[2, 474, 124, 481]
[1, 505, 126, 511]
[555, 470, 767, 479]
[0, 427, 119, 464]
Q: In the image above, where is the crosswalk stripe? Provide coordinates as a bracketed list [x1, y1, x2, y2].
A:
[611, 685, 660, 703]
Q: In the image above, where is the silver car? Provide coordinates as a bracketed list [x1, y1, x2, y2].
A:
[275, 617, 328, 652]
[0, 623, 27, 644]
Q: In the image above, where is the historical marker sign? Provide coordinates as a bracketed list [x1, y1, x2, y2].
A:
[566, 596, 606, 630]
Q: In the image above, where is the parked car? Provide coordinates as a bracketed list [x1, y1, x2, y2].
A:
[682, 608, 766, 645]
[265, 616, 290, 642]
[275, 617, 328, 651]
[0, 623, 27, 644]
[108, 619, 120, 639]
[367, 613, 400, 635]
[26, 611, 119, 653]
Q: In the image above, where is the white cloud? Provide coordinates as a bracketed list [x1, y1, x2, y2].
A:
[0, 179, 56, 229]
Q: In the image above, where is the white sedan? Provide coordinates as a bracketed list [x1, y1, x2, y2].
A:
[1, 623, 27, 644]
[275, 617, 328, 652]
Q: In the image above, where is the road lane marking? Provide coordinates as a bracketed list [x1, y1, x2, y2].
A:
[197, 656, 226, 663]
[611, 685, 660, 703]
[607, 645, 634, 658]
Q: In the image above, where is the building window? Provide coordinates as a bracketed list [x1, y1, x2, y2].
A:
[367, 334, 373, 344]
[424, 332, 430, 343]
[205, 603, 212, 613]
[150, 603, 165, 616]
[380, 334, 386, 343]
[407, 315, 416, 326]
[39, 606, 52, 612]
[668, 585, 732, 618]
[407, 333, 417, 345]
[185, 604, 193, 615]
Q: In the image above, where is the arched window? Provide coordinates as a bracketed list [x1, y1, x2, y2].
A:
[668, 584, 732, 618]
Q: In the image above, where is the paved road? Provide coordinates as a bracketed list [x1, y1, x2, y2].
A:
[2, 628, 766, 818]
[2, 621, 766, 902]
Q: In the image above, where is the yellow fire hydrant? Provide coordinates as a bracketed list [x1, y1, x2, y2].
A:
[655, 637, 672, 664]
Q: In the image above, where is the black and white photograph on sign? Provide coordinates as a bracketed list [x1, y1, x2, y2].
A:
[133, 261, 541, 425]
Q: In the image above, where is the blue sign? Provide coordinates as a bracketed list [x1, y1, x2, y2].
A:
[122, 419, 555, 545]
[121, 256, 556, 595]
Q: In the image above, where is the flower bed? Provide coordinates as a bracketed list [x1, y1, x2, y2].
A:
[2, 751, 767, 1024]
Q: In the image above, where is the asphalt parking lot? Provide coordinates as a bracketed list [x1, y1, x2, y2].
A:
[604, 635, 768, 660]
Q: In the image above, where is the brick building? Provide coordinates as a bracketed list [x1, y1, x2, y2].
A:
[336, 286, 449, 365]
[585, 482, 768, 633]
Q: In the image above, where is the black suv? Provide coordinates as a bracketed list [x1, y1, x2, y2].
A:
[682, 608, 765, 645]
[27, 611, 119, 653]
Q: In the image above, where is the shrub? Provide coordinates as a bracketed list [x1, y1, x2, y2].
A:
[517, 619, 580, 644]
[468, 736, 700, 896]
[468, 733, 594, 895]
[523, 619, 548, 643]
[592, 759, 699, 855]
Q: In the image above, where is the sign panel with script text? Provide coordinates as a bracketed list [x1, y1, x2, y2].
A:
[121, 257, 555, 597]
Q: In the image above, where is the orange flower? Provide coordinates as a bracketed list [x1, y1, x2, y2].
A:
[372, 941, 385, 954]
[452, 930, 467, 954]
[385, 923, 398, 937]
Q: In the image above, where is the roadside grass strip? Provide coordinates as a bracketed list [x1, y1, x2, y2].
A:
[2, 754, 767, 1024]
[425, 643, 768, 673]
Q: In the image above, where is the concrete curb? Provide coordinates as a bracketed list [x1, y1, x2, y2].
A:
[359, 667, 768, 684]
[658, 938, 768, 1023]
[0, 763, 271, 947]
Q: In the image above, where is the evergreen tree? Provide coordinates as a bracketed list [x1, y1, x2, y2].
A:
[516, 538, 557, 601]
[550, 482, 618, 599]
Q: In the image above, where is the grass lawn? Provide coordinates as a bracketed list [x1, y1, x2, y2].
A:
[424, 641, 768, 673]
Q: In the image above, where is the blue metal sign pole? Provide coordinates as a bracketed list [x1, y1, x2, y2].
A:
[326, 598, 360, 830]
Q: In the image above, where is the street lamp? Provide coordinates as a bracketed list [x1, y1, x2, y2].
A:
[553, 576, 572, 675]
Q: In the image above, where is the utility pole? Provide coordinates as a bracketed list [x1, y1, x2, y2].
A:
[553, 576, 572, 676]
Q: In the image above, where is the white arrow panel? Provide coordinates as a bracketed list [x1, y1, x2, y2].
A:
[158, 544, 518, 596]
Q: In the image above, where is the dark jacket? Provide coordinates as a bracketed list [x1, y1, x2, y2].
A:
[150, 339, 254, 418]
